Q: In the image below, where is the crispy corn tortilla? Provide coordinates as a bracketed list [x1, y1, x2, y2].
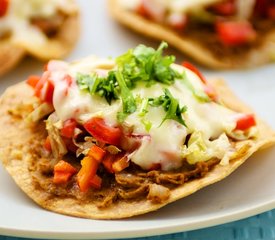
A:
[0, 5, 80, 77]
[0, 80, 274, 219]
[108, 0, 275, 69]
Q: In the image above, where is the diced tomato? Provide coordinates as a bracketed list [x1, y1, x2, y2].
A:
[167, 12, 187, 31]
[182, 61, 218, 101]
[102, 154, 115, 173]
[42, 80, 54, 104]
[53, 160, 77, 184]
[112, 155, 129, 173]
[84, 117, 122, 146]
[216, 20, 257, 46]
[0, 0, 9, 17]
[235, 114, 256, 131]
[90, 175, 102, 189]
[34, 71, 55, 104]
[268, 6, 275, 19]
[44, 136, 52, 152]
[211, 0, 236, 16]
[181, 61, 207, 83]
[26, 75, 40, 88]
[77, 156, 99, 192]
[87, 145, 106, 162]
[60, 119, 76, 138]
[136, 0, 165, 22]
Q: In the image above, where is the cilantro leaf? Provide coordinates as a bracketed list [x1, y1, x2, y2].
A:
[149, 89, 187, 127]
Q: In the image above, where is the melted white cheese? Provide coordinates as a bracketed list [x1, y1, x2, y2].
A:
[49, 57, 239, 170]
[0, 0, 77, 45]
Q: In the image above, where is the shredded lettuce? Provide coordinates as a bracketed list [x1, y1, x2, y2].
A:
[181, 131, 232, 165]
[46, 113, 67, 160]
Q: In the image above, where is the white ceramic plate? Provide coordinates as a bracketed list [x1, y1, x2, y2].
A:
[0, 0, 275, 239]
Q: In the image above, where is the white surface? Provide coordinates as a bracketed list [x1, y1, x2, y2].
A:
[0, 0, 275, 239]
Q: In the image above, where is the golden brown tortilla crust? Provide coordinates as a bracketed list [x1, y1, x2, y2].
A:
[0, 81, 275, 219]
[108, 0, 275, 69]
[0, 3, 79, 77]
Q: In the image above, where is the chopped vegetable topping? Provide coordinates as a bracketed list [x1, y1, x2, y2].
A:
[235, 114, 256, 131]
[83, 117, 122, 146]
[53, 160, 77, 184]
[0, 0, 9, 17]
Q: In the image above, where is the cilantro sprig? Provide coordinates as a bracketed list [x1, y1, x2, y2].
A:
[148, 89, 187, 127]
[76, 42, 187, 126]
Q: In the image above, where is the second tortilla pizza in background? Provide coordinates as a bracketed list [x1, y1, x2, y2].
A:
[0, 0, 80, 76]
[108, 0, 275, 69]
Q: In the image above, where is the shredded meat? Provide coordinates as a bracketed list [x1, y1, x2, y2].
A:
[118, 184, 149, 200]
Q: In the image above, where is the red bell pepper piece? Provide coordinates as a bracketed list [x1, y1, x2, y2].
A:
[235, 114, 256, 131]
[60, 119, 77, 138]
[84, 117, 122, 146]
[216, 20, 257, 46]
[182, 61, 217, 101]
[0, 0, 9, 17]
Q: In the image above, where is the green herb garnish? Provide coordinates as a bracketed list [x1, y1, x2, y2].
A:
[148, 89, 187, 127]
[76, 42, 187, 125]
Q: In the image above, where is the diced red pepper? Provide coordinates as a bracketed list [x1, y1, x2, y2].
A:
[77, 156, 99, 192]
[235, 114, 256, 131]
[87, 145, 106, 162]
[0, 0, 9, 17]
[33, 71, 55, 104]
[182, 61, 218, 101]
[211, 0, 236, 16]
[84, 117, 122, 146]
[216, 20, 257, 46]
[90, 174, 102, 189]
[44, 136, 52, 152]
[60, 119, 77, 138]
[53, 160, 77, 184]
[181, 61, 207, 83]
[26, 75, 40, 88]
[102, 154, 115, 173]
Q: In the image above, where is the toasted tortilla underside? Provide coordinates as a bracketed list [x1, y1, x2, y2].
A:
[0, 81, 275, 219]
[0, 10, 79, 77]
[108, 0, 275, 69]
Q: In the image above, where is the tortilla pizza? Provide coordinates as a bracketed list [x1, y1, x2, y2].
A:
[108, 0, 275, 69]
[0, 43, 274, 219]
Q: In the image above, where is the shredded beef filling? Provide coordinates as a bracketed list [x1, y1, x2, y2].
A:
[31, 133, 220, 209]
